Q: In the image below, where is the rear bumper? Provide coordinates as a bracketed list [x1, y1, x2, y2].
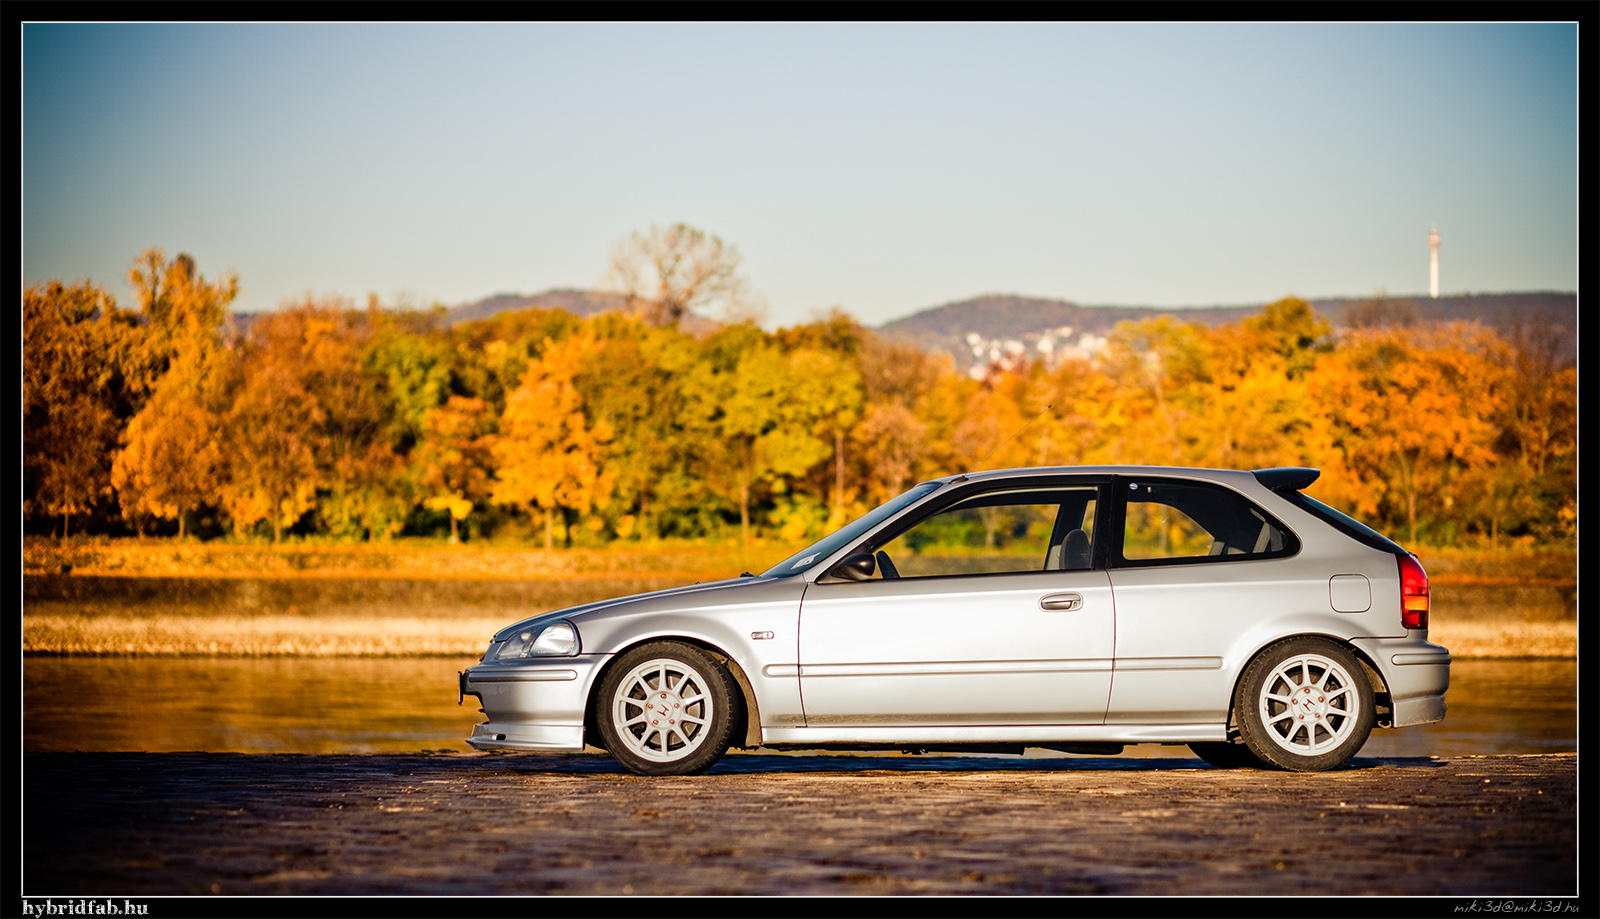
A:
[1351, 635, 1451, 728]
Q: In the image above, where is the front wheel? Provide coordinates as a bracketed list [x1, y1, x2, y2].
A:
[1235, 638, 1374, 772]
[597, 642, 739, 776]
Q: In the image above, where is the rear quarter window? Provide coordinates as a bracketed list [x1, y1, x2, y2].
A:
[1115, 478, 1299, 567]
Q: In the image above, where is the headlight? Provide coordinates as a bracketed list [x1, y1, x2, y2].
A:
[492, 621, 581, 660]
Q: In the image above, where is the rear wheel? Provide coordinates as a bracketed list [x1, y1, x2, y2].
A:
[1236, 637, 1374, 772]
[597, 642, 738, 776]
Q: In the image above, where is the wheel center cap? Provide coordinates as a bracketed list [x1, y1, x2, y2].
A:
[1298, 686, 1326, 718]
[653, 690, 680, 724]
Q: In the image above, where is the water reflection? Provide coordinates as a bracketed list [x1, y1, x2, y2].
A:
[23, 657, 1574, 758]
[24, 657, 484, 754]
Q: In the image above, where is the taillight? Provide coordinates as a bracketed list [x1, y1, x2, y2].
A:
[1399, 554, 1429, 630]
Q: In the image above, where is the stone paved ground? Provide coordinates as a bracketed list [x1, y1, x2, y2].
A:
[22, 752, 1576, 898]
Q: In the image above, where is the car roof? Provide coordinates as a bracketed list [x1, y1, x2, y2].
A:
[930, 465, 1270, 487]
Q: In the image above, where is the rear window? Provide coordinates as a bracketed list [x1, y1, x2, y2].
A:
[1278, 490, 1406, 555]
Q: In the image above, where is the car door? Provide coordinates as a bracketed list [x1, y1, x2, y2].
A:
[797, 482, 1115, 726]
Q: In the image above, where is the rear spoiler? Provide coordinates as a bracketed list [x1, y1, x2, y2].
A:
[1252, 467, 1320, 492]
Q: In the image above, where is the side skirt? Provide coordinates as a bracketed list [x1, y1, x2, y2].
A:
[761, 723, 1227, 746]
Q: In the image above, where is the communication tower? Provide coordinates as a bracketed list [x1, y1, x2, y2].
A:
[1429, 225, 1441, 299]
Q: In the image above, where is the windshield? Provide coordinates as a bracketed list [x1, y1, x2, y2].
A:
[762, 481, 945, 577]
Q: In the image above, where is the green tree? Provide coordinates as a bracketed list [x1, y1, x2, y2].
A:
[686, 330, 831, 543]
[363, 301, 456, 446]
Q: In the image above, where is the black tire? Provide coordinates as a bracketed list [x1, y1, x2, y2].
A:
[1188, 741, 1268, 769]
[596, 642, 739, 776]
[1235, 637, 1374, 772]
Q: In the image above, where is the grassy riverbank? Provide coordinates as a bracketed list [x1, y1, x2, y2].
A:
[22, 540, 1575, 659]
[21, 538, 797, 582]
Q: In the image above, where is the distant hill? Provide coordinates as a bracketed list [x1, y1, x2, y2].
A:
[231, 288, 1575, 369]
[877, 291, 1576, 374]
[231, 289, 634, 337]
[445, 289, 630, 326]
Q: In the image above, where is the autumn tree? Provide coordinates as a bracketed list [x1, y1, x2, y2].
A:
[851, 334, 965, 490]
[1178, 298, 1330, 472]
[455, 308, 585, 416]
[216, 306, 332, 542]
[413, 396, 497, 543]
[572, 314, 703, 541]
[493, 332, 614, 548]
[1307, 324, 1508, 546]
[112, 250, 237, 538]
[852, 402, 929, 506]
[23, 281, 140, 536]
[950, 373, 1032, 475]
[1098, 316, 1214, 465]
[1460, 311, 1577, 547]
[1496, 313, 1577, 497]
[603, 223, 751, 326]
[113, 382, 224, 539]
[1236, 297, 1331, 379]
[125, 247, 238, 385]
[312, 309, 412, 542]
[790, 348, 863, 527]
[1032, 357, 1116, 468]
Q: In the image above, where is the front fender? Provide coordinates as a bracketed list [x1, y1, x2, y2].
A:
[573, 579, 807, 729]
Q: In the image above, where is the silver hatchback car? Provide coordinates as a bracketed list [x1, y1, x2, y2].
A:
[461, 466, 1450, 775]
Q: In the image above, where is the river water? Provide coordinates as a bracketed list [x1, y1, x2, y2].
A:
[23, 657, 1574, 760]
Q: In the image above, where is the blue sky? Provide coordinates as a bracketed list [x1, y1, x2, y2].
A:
[22, 22, 1578, 328]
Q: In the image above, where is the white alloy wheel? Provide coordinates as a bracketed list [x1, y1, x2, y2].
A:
[1258, 653, 1359, 754]
[598, 642, 737, 776]
[1237, 638, 1374, 772]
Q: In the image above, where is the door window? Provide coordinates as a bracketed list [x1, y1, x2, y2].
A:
[869, 487, 1099, 579]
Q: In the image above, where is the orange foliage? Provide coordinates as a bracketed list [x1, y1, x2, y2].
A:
[22, 258, 1575, 549]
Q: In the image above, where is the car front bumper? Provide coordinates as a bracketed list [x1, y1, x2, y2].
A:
[460, 655, 609, 752]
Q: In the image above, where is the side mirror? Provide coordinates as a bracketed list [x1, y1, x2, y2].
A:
[828, 552, 877, 582]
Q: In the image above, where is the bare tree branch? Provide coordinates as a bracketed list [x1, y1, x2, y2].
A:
[603, 223, 751, 326]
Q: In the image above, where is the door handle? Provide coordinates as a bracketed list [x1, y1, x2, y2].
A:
[1039, 592, 1083, 611]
